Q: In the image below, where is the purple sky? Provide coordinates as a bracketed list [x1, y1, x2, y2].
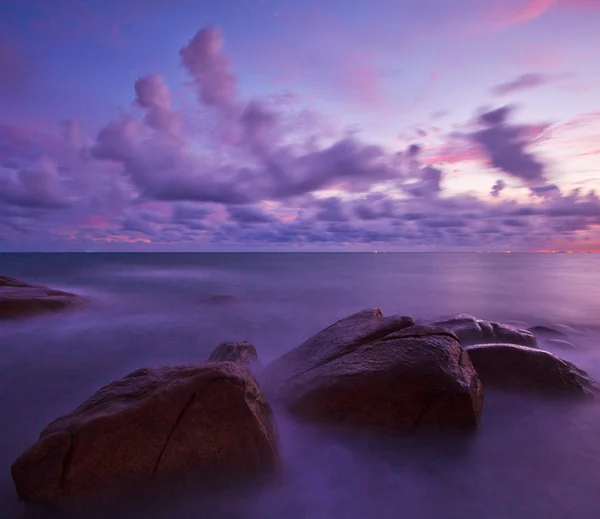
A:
[1, 0, 599, 252]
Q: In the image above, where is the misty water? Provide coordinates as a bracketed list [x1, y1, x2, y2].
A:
[1, 252, 600, 519]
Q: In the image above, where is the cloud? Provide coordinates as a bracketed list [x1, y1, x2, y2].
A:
[1, 24, 599, 252]
[491, 73, 559, 96]
[180, 26, 237, 111]
[314, 197, 349, 222]
[0, 157, 69, 208]
[227, 205, 276, 224]
[469, 106, 553, 192]
[134, 74, 181, 135]
[466, 0, 600, 35]
[491, 179, 506, 197]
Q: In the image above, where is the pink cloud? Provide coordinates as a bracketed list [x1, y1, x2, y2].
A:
[180, 26, 238, 112]
[464, 0, 600, 36]
[344, 63, 384, 107]
[134, 74, 181, 135]
[424, 143, 484, 165]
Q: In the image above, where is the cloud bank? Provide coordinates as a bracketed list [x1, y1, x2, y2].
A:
[0, 26, 599, 251]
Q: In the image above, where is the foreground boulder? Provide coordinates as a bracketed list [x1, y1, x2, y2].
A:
[208, 341, 261, 368]
[465, 343, 597, 397]
[0, 276, 87, 319]
[426, 314, 537, 347]
[263, 309, 483, 432]
[11, 362, 279, 502]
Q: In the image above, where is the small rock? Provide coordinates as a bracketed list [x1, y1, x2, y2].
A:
[0, 276, 87, 320]
[201, 295, 239, 305]
[208, 341, 261, 368]
[465, 343, 596, 398]
[547, 339, 578, 350]
[529, 325, 566, 337]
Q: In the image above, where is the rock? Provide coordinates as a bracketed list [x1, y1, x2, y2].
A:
[465, 343, 596, 397]
[529, 325, 566, 337]
[547, 339, 578, 350]
[263, 309, 483, 432]
[554, 324, 584, 336]
[201, 295, 239, 305]
[208, 341, 261, 368]
[263, 309, 415, 397]
[426, 314, 537, 347]
[11, 362, 279, 503]
[0, 276, 87, 320]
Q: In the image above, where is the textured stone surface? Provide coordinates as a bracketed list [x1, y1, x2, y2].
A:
[465, 343, 597, 397]
[208, 341, 261, 368]
[0, 276, 87, 319]
[263, 310, 483, 432]
[262, 309, 415, 396]
[11, 362, 279, 502]
[426, 314, 537, 347]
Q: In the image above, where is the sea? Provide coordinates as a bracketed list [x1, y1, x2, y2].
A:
[1, 252, 600, 519]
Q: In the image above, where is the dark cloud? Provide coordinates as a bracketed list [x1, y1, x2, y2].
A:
[0, 157, 69, 208]
[314, 197, 348, 222]
[491, 179, 506, 197]
[470, 106, 553, 192]
[171, 202, 214, 223]
[403, 166, 443, 198]
[354, 193, 396, 220]
[227, 205, 276, 224]
[491, 73, 555, 97]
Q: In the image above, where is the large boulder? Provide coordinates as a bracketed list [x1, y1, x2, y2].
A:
[11, 362, 279, 503]
[0, 276, 87, 319]
[425, 314, 537, 347]
[465, 343, 597, 397]
[208, 341, 261, 368]
[262, 309, 483, 432]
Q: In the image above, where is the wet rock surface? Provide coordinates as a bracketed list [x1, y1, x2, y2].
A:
[11, 362, 279, 503]
[425, 314, 537, 347]
[0, 276, 87, 320]
[465, 343, 597, 397]
[208, 341, 261, 368]
[263, 310, 483, 432]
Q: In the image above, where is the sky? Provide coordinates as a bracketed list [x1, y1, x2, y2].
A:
[0, 0, 599, 252]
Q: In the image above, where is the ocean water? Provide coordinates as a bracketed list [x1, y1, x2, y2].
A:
[1, 252, 600, 519]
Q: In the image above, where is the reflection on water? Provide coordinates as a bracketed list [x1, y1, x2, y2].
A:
[1, 253, 600, 518]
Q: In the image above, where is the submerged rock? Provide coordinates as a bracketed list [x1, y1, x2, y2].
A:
[0, 276, 87, 320]
[11, 362, 279, 503]
[529, 325, 566, 338]
[201, 295, 239, 306]
[208, 341, 261, 368]
[546, 339, 578, 350]
[263, 309, 483, 432]
[426, 314, 537, 347]
[465, 343, 596, 397]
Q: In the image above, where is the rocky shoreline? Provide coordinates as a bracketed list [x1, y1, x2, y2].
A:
[0, 276, 89, 320]
[5, 277, 598, 507]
